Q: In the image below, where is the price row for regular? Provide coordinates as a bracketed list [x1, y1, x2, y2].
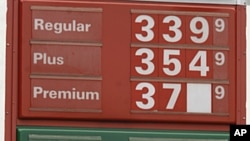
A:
[131, 13, 231, 46]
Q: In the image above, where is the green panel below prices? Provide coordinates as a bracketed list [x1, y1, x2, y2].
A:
[17, 126, 229, 141]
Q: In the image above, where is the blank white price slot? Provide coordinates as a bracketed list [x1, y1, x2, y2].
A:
[187, 83, 211, 113]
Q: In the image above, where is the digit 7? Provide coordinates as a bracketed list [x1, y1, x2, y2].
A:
[159, 82, 186, 112]
[163, 83, 181, 109]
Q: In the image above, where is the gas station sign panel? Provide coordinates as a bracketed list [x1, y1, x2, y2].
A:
[19, 1, 237, 123]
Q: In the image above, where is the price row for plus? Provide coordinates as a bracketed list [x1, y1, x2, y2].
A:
[130, 47, 229, 79]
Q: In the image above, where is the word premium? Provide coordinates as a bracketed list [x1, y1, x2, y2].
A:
[33, 86, 100, 101]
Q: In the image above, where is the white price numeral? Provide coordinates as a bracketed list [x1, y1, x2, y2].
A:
[190, 17, 209, 44]
[135, 15, 155, 42]
[215, 85, 225, 99]
[189, 51, 209, 76]
[135, 82, 155, 110]
[215, 52, 225, 66]
[135, 15, 221, 44]
[135, 48, 155, 75]
[135, 49, 211, 77]
[215, 18, 225, 32]
[163, 83, 181, 109]
[135, 82, 181, 110]
[163, 49, 181, 76]
[135, 83, 226, 111]
[163, 16, 182, 42]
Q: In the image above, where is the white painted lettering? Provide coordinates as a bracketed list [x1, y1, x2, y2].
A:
[54, 22, 63, 34]
[43, 90, 49, 98]
[85, 24, 91, 32]
[76, 23, 85, 32]
[58, 90, 72, 99]
[33, 18, 92, 34]
[33, 86, 100, 101]
[34, 19, 44, 30]
[57, 57, 64, 65]
[33, 86, 43, 98]
[33, 52, 43, 64]
[86, 91, 99, 100]
[45, 22, 53, 31]
[49, 90, 57, 99]
[72, 20, 76, 31]
[33, 52, 64, 65]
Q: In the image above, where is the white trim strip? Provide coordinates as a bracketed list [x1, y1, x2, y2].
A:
[131, 0, 246, 5]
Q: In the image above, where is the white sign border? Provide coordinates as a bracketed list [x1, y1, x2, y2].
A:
[132, 0, 246, 5]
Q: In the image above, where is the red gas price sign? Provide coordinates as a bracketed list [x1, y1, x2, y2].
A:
[19, 1, 238, 123]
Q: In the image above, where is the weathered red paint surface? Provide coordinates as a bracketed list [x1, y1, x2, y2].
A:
[18, 0, 239, 123]
[5, 0, 246, 140]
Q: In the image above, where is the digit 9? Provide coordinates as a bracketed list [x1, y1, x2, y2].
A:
[215, 18, 225, 32]
[215, 85, 225, 100]
[215, 52, 225, 66]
